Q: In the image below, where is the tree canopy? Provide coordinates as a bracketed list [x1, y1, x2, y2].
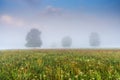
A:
[61, 36, 72, 48]
[89, 32, 100, 47]
[25, 28, 42, 48]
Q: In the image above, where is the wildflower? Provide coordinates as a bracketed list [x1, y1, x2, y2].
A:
[75, 75, 78, 78]
[21, 67, 24, 70]
[43, 75, 46, 77]
[86, 59, 90, 62]
[117, 78, 120, 80]
[79, 71, 83, 75]
[37, 59, 42, 66]
[69, 78, 72, 80]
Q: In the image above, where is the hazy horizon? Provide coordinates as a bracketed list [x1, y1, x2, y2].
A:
[0, 0, 120, 49]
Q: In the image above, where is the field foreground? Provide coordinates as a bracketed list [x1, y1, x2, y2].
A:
[0, 49, 120, 80]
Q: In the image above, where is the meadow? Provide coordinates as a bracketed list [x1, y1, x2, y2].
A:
[0, 49, 120, 80]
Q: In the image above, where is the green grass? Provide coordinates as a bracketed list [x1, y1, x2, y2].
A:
[0, 49, 120, 80]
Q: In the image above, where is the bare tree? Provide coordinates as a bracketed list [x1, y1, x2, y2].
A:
[89, 32, 101, 47]
[61, 36, 72, 48]
[25, 28, 42, 48]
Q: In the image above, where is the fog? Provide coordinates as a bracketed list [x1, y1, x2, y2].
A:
[0, 0, 120, 49]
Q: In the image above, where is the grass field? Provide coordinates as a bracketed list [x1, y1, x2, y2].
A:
[0, 49, 120, 80]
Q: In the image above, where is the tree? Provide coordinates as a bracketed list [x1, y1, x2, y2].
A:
[61, 36, 72, 48]
[25, 28, 42, 48]
[89, 32, 100, 47]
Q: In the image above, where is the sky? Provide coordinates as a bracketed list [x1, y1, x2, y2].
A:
[0, 0, 120, 49]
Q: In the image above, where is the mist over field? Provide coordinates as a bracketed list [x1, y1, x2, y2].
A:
[0, 0, 120, 49]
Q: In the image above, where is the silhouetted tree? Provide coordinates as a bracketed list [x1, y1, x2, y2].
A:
[89, 32, 100, 47]
[61, 36, 72, 48]
[25, 28, 42, 48]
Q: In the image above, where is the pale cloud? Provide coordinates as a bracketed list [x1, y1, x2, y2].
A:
[23, 0, 42, 6]
[0, 15, 24, 27]
[1, 15, 13, 24]
[41, 6, 63, 16]
[0, 14, 44, 29]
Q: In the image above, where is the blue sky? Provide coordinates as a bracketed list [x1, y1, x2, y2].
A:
[0, 0, 120, 13]
[0, 0, 120, 49]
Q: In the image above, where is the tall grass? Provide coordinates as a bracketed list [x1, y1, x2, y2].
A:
[0, 49, 120, 80]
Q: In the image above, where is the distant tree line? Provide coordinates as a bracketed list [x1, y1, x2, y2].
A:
[25, 28, 101, 48]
